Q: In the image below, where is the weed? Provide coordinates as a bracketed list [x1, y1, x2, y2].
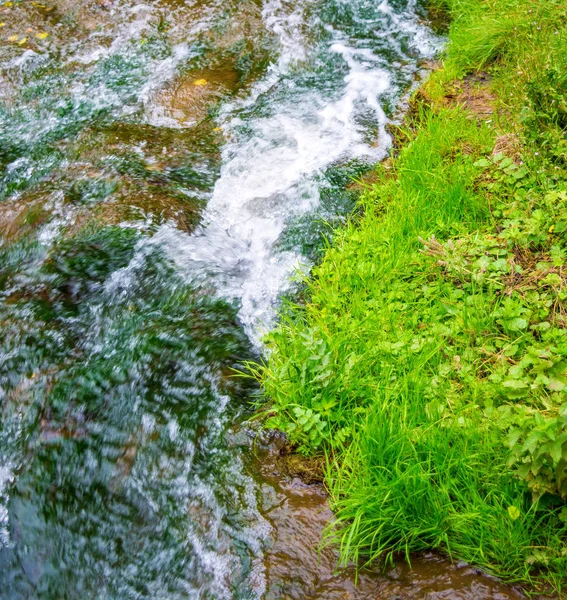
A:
[256, 0, 567, 592]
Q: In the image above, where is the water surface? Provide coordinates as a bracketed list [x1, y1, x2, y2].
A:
[0, 0, 524, 597]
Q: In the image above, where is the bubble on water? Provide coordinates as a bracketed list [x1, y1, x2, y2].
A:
[156, 0, 443, 347]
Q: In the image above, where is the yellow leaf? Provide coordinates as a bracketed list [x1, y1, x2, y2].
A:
[7, 34, 18, 41]
[213, 127, 222, 132]
[17, 36, 27, 45]
[507, 506, 521, 520]
[4, 2, 13, 6]
[35, 32, 49, 39]
[193, 78, 207, 86]
[0, 22, 6, 27]
[549, 225, 555, 233]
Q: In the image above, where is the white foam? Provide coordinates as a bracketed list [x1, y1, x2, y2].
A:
[156, 0, 441, 347]
[262, 0, 314, 66]
[0, 462, 14, 548]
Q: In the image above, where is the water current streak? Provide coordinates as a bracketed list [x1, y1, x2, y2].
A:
[0, 0, 440, 597]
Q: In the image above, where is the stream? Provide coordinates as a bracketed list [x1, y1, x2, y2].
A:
[0, 0, 529, 598]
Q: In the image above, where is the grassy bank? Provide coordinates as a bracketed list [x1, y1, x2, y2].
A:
[255, 0, 567, 593]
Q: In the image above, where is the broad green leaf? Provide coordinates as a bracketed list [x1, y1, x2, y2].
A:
[473, 158, 491, 168]
[503, 379, 528, 389]
[506, 317, 528, 331]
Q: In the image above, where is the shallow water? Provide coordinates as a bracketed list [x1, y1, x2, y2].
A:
[251, 432, 528, 599]
[0, 0, 528, 597]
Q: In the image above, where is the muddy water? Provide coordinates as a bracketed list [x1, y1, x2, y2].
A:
[0, 0, 529, 597]
[250, 432, 528, 599]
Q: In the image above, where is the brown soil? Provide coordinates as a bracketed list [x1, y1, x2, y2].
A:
[448, 72, 495, 120]
[492, 133, 523, 163]
[413, 71, 496, 123]
[346, 167, 387, 193]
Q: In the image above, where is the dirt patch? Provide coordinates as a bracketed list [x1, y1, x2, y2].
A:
[252, 429, 325, 485]
[414, 71, 495, 122]
[493, 133, 523, 163]
[441, 72, 495, 120]
[455, 73, 495, 119]
[346, 166, 390, 193]
[424, 5, 450, 35]
[503, 246, 567, 320]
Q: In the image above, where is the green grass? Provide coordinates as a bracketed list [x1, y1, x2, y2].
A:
[255, 0, 567, 593]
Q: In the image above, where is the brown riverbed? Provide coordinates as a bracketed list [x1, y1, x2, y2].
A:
[249, 431, 532, 600]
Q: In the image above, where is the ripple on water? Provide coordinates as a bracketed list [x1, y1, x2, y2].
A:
[0, 0, 528, 598]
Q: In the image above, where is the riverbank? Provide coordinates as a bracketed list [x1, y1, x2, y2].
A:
[0, 0, 447, 596]
[245, 428, 528, 599]
[256, 0, 567, 594]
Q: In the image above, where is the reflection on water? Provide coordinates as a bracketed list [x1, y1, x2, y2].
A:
[0, 0, 526, 597]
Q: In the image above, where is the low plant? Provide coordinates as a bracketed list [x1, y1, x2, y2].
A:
[256, 0, 567, 592]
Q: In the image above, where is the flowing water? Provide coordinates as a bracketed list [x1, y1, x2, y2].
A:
[0, 0, 528, 598]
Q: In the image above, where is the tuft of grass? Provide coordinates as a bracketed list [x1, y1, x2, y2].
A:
[256, 0, 567, 594]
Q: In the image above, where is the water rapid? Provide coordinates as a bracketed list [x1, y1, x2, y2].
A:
[0, 0, 452, 597]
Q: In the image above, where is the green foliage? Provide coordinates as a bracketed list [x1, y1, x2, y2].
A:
[416, 159, 567, 502]
[523, 56, 567, 164]
[256, 0, 567, 590]
[437, 0, 567, 77]
[261, 106, 492, 449]
[502, 404, 567, 501]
